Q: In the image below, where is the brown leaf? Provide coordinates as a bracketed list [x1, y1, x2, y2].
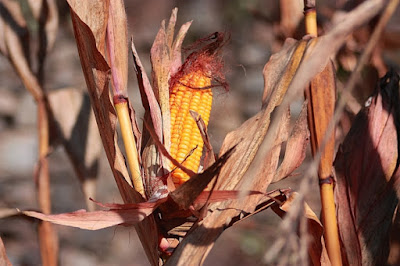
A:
[334, 70, 400, 265]
[272, 192, 331, 266]
[48, 88, 102, 211]
[0, 237, 11, 266]
[67, 0, 108, 55]
[218, 39, 306, 192]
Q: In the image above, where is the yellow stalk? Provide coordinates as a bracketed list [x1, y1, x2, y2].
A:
[115, 101, 145, 198]
[304, 1, 342, 265]
[304, 7, 317, 36]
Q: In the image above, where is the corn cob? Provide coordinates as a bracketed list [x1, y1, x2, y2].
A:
[169, 70, 213, 185]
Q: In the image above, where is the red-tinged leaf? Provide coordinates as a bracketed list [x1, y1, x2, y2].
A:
[107, 0, 128, 97]
[271, 192, 331, 266]
[22, 206, 156, 230]
[0, 237, 12, 266]
[48, 88, 101, 211]
[334, 70, 400, 265]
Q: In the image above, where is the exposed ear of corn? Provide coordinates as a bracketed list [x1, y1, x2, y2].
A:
[169, 70, 213, 185]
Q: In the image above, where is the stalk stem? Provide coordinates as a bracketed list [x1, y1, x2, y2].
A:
[114, 100, 145, 198]
[304, 1, 342, 265]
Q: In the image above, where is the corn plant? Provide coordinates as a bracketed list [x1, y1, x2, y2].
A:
[1, 0, 399, 265]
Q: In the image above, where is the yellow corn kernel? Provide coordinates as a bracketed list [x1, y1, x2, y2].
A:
[169, 70, 212, 185]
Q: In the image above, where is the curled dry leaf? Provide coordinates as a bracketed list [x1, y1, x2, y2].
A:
[334, 70, 400, 265]
[273, 102, 309, 183]
[48, 88, 102, 211]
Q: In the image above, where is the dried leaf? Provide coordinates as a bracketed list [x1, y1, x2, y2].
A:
[150, 8, 192, 153]
[170, 20, 192, 77]
[131, 40, 163, 144]
[273, 102, 309, 182]
[334, 70, 400, 265]
[48, 88, 101, 211]
[0, 237, 12, 266]
[67, 0, 108, 55]
[21, 199, 165, 230]
[218, 39, 306, 192]
[272, 192, 331, 266]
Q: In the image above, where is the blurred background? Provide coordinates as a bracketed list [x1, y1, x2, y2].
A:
[0, 0, 399, 265]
